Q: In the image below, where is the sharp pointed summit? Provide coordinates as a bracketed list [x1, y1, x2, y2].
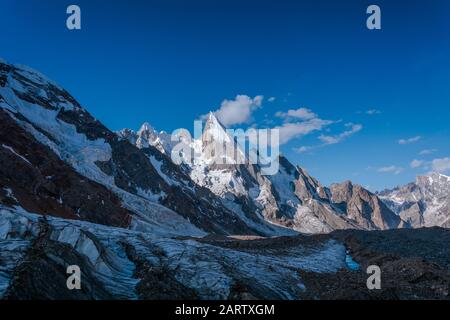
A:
[204, 111, 226, 131]
[138, 122, 155, 134]
[202, 111, 233, 147]
[207, 111, 217, 121]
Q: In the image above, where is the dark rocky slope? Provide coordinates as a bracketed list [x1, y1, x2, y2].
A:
[0, 109, 131, 227]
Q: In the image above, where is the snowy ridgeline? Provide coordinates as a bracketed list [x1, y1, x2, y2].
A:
[0, 68, 114, 187]
[0, 206, 351, 299]
[378, 172, 450, 227]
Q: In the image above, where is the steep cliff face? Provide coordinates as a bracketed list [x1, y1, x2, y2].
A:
[0, 109, 131, 227]
[329, 181, 405, 230]
[378, 173, 450, 228]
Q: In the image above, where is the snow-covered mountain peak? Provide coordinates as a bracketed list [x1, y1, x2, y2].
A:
[205, 111, 222, 126]
[14, 63, 62, 90]
[136, 122, 158, 149]
[119, 122, 174, 155]
[197, 111, 250, 167]
[0, 59, 85, 115]
[202, 111, 232, 144]
[378, 172, 450, 228]
[138, 122, 156, 135]
[417, 172, 450, 186]
[206, 111, 217, 122]
[0, 58, 67, 97]
[117, 128, 136, 141]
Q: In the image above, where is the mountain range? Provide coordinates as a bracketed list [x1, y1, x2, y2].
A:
[119, 112, 412, 234]
[378, 172, 450, 228]
[0, 60, 449, 299]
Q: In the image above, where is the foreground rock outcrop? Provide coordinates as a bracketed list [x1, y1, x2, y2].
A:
[1, 206, 448, 300]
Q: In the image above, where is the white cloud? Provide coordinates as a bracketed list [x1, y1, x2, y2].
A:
[431, 157, 450, 173]
[410, 159, 424, 168]
[275, 107, 317, 121]
[366, 109, 381, 115]
[318, 123, 362, 145]
[398, 136, 421, 145]
[294, 146, 311, 153]
[268, 97, 276, 102]
[271, 107, 360, 149]
[378, 166, 404, 175]
[208, 95, 263, 127]
[275, 118, 333, 145]
[293, 122, 362, 153]
[419, 149, 437, 155]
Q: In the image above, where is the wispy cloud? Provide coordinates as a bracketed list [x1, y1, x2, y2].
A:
[357, 109, 381, 115]
[378, 166, 404, 175]
[366, 109, 381, 115]
[267, 106, 335, 146]
[431, 157, 450, 174]
[275, 118, 333, 145]
[318, 123, 363, 145]
[419, 149, 437, 155]
[268, 97, 276, 102]
[275, 107, 317, 121]
[410, 159, 424, 168]
[294, 146, 311, 153]
[206, 95, 263, 127]
[272, 106, 363, 148]
[295, 123, 362, 153]
[398, 136, 421, 145]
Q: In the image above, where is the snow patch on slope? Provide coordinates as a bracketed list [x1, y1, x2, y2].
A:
[0, 84, 114, 187]
[1, 144, 32, 165]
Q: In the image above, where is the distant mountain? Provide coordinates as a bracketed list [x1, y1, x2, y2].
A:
[329, 181, 406, 230]
[378, 172, 450, 228]
[124, 111, 403, 233]
[117, 122, 175, 155]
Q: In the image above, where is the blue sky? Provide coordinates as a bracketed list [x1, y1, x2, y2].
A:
[1, 0, 450, 190]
